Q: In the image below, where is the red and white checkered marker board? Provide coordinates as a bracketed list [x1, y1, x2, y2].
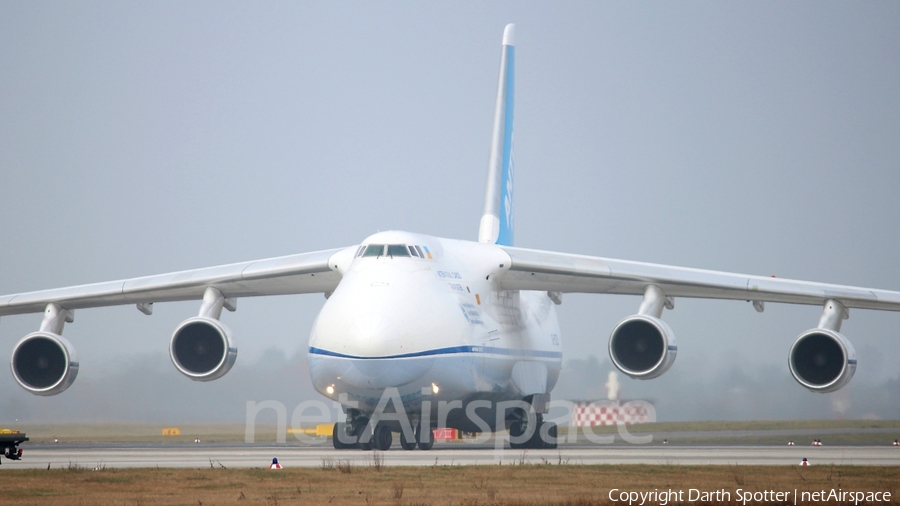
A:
[570, 400, 655, 426]
[433, 428, 457, 440]
[270, 463, 282, 469]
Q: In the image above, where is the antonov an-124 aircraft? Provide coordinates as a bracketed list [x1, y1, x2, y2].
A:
[2, 25, 900, 451]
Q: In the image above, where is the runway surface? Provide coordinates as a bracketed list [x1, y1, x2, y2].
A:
[6, 443, 899, 469]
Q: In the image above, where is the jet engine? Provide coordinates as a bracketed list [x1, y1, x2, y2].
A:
[789, 329, 856, 393]
[11, 331, 79, 396]
[608, 285, 678, 379]
[788, 299, 856, 393]
[609, 314, 677, 379]
[169, 287, 238, 381]
[170, 316, 237, 381]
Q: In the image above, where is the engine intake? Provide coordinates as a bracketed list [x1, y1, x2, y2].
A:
[170, 317, 237, 381]
[789, 329, 856, 393]
[608, 314, 677, 379]
[11, 332, 79, 396]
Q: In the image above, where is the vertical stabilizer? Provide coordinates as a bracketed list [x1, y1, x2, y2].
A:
[479, 23, 515, 246]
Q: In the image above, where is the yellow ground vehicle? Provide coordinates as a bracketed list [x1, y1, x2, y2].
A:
[0, 428, 28, 463]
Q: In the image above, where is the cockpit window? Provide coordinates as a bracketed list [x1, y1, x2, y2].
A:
[361, 244, 385, 257]
[359, 243, 424, 259]
[387, 244, 410, 257]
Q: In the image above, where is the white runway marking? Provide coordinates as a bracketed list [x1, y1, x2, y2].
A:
[7, 445, 899, 469]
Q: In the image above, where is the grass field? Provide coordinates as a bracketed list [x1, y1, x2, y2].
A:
[4, 421, 898, 505]
[1, 462, 897, 505]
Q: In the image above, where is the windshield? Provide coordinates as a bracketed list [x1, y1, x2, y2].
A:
[361, 244, 385, 257]
[386, 244, 410, 257]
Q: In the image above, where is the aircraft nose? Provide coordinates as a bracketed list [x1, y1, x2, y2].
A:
[309, 266, 466, 390]
[348, 313, 394, 349]
[335, 292, 403, 358]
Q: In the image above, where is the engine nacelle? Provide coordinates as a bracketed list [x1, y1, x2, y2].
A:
[788, 329, 856, 393]
[608, 314, 677, 379]
[10, 332, 79, 396]
[170, 316, 237, 381]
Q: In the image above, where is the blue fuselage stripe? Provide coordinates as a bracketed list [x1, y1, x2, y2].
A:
[308, 345, 560, 360]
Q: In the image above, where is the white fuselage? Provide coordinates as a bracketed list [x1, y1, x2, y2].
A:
[308, 231, 561, 431]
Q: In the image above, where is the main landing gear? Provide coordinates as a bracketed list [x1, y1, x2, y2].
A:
[415, 422, 434, 450]
[509, 414, 558, 450]
[399, 427, 416, 450]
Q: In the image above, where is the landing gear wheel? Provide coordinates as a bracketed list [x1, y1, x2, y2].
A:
[416, 423, 434, 451]
[529, 420, 557, 449]
[400, 427, 416, 450]
[509, 420, 527, 450]
[526, 422, 544, 449]
[540, 421, 558, 449]
[373, 423, 392, 451]
[355, 420, 374, 451]
[332, 422, 355, 450]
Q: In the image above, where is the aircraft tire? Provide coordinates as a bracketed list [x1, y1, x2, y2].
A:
[416, 423, 434, 451]
[544, 422, 558, 449]
[526, 423, 544, 449]
[356, 420, 374, 451]
[373, 423, 392, 451]
[400, 427, 416, 450]
[534, 421, 558, 449]
[332, 422, 355, 450]
[509, 420, 527, 449]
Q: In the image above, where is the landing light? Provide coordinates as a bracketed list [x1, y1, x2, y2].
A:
[326, 385, 335, 395]
[431, 382, 440, 394]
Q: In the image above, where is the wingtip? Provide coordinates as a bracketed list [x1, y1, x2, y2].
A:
[502, 23, 515, 46]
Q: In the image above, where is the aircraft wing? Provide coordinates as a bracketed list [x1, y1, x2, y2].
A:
[497, 246, 900, 312]
[0, 247, 351, 317]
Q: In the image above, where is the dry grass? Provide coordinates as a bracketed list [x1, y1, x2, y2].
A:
[0, 464, 896, 505]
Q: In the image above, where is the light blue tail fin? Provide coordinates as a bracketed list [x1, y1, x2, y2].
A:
[478, 24, 515, 246]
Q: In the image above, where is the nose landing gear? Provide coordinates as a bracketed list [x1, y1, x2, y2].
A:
[332, 422, 356, 450]
[332, 411, 434, 451]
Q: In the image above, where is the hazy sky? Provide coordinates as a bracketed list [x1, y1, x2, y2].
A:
[1, 2, 898, 423]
